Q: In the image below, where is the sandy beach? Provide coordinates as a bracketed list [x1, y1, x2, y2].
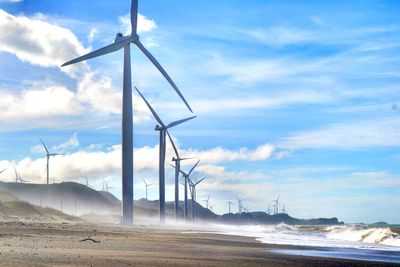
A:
[0, 221, 398, 267]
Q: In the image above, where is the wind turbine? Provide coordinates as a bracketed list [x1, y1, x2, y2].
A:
[0, 168, 6, 174]
[167, 131, 195, 220]
[228, 201, 234, 214]
[13, 165, 28, 183]
[282, 204, 286, 214]
[267, 203, 271, 215]
[273, 195, 280, 214]
[39, 138, 61, 185]
[102, 181, 114, 192]
[175, 159, 200, 221]
[61, 0, 192, 226]
[188, 177, 205, 221]
[142, 178, 153, 199]
[203, 194, 210, 209]
[237, 198, 243, 214]
[85, 174, 94, 189]
[209, 203, 214, 212]
[136, 87, 195, 223]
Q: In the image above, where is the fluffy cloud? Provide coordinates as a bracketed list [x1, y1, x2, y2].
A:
[280, 116, 400, 150]
[118, 13, 157, 35]
[0, 135, 274, 183]
[0, 9, 153, 124]
[184, 144, 274, 164]
[0, 83, 83, 121]
[0, 10, 88, 76]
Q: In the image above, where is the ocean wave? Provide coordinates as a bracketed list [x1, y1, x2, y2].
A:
[325, 225, 400, 247]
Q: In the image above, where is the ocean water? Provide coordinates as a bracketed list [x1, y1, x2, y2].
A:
[214, 223, 400, 251]
[208, 223, 400, 263]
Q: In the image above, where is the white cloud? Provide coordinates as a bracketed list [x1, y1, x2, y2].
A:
[118, 13, 157, 35]
[184, 144, 274, 164]
[0, 9, 89, 76]
[0, 134, 274, 183]
[280, 116, 400, 150]
[0, 82, 83, 121]
[87, 28, 98, 44]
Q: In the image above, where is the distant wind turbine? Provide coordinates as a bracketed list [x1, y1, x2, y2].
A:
[209, 203, 215, 212]
[102, 181, 114, 192]
[273, 195, 280, 215]
[188, 177, 206, 221]
[142, 178, 153, 199]
[237, 198, 243, 214]
[175, 159, 200, 221]
[13, 166, 25, 183]
[61, 0, 193, 226]
[136, 87, 196, 223]
[228, 201, 234, 214]
[203, 194, 210, 209]
[85, 174, 94, 189]
[39, 138, 61, 185]
[167, 131, 195, 220]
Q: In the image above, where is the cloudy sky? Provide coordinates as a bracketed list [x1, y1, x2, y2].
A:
[0, 0, 399, 223]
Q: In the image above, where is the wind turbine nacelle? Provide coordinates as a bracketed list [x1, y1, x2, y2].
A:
[114, 33, 124, 42]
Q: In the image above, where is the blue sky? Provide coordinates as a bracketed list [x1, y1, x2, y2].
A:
[0, 0, 399, 223]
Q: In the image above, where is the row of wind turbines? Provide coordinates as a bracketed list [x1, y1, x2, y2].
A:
[1, 0, 289, 223]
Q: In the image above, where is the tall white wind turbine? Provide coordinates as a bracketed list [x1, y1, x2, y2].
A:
[62, 0, 192, 225]
[188, 177, 205, 221]
[39, 138, 61, 185]
[136, 87, 195, 223]
[167, 131, 195, 220]
[176, 159, 200, 221]
[142, 178, 153, 199]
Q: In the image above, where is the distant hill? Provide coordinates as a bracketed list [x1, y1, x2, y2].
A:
[220, 212, 342, 225]
[0, 181, 342, 225]
[0, 181, 119, 216]
[0, 191, 78, 223]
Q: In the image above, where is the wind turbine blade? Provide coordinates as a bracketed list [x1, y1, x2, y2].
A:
[131, 0, 138, 34]
[179, 170, 188, 177]
[39, 138, 49, 154]
[135, 40, 193, 112]
[188, 159, 200, 176]
[49, 153, 62, 156]
[166, 116, 196, 129]
[166, 131, 179, 158]
[62, 40, 127, 67]
[195, 177, 206, 186]
[180, 157, 196, 161]
[0, 168, 6, 174]
[134, 87, 165, 127]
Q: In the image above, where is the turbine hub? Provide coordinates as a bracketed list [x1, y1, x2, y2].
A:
[131, 33, 139, 42]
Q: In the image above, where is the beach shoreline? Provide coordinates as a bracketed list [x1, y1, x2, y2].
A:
[0, 221, 398, 266]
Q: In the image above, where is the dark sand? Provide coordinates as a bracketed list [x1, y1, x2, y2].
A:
[0, 221, 398, 267]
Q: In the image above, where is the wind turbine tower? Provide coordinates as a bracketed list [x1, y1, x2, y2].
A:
[62, 0, 192, 226]
[167, 130, 194, 220]
[175, 160, 200, 221]
[228, 201, 234, 214]
[203, 194, 210, 209]
[136, 87, 195, 223]
[188, 177, 205, 221]
[40, 138, 61, 185]
[142, 178, 153, 199]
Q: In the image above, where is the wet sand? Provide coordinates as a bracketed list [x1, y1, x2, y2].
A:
[0, 221, 398, 267]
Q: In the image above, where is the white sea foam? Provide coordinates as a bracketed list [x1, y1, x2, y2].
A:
[208, 223, 400, 251]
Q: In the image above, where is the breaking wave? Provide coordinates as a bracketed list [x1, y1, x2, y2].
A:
[212, 223, 400, 251]
[325, 225, 400, 247]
